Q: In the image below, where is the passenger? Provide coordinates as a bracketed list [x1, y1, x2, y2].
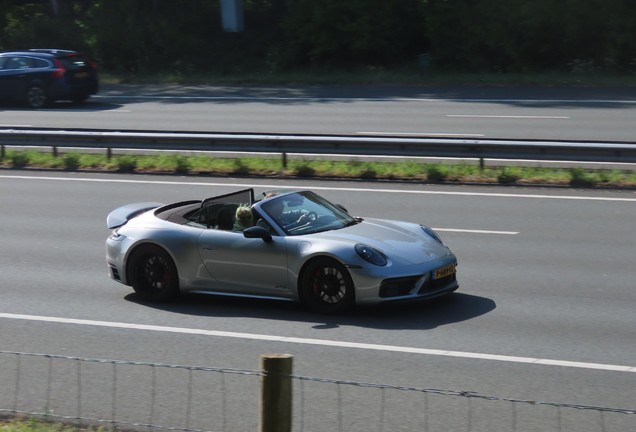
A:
[233, 206, 254, 232]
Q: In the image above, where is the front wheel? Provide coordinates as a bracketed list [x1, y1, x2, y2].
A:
[300, 258, 354, 315]
[128, 245, 180, 302]
[25, 86, 49, 109]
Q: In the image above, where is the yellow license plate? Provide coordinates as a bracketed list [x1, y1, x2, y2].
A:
[434, 264, 456, 279]
[75, 72, 88, 78]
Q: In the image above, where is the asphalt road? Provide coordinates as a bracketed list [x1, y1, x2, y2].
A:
[1, 84, 636, 142]
[1, 171, 635, 431]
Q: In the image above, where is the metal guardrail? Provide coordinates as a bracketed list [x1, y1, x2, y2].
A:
[1, 128, 636, 165]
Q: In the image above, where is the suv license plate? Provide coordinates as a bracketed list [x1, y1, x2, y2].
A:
[434, 264, 456, 279]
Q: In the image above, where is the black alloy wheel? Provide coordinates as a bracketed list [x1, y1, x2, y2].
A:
[25, 85, 49, 109]
[128, 245, 180, 302]
[301, 258, 354, 314]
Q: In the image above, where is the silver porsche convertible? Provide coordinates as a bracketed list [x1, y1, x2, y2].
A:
[106, 188, 458, 314]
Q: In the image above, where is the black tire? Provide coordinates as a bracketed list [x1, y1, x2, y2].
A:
[300, 258, 354, 314]
[25, 85, 49, 109]
[128, 245, 180, 302]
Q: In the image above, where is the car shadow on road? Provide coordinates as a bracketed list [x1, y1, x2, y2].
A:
[124, 292, 496, 331]
[0, 100, 125, 111]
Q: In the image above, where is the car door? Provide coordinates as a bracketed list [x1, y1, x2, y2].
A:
[195, 188, 291, 297]
[0, 57, 8, 98]
[198, 230, 290, 297]
[0, 57, 32, 99]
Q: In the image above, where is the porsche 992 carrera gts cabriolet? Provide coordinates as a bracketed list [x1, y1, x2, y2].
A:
[106, 188, 458, 314]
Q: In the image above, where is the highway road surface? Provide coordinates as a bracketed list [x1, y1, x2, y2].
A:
[1, 171, 635, 431]
[1, 85, 636, 143]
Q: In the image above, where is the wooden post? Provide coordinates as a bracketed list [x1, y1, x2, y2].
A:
[259, 354, 293, 432]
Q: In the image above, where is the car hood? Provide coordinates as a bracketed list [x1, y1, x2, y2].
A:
[317, 218, 450, 265]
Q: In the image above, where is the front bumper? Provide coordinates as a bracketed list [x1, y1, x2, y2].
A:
[349, 255, 458, 305]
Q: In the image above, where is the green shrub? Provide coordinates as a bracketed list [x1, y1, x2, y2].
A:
[233, 159, 250, 175]
[173, 154, 191, 173]
[397, 160, 423, 177]
[426, 163, 450, 181]
[597, 169, 623, 183]
[11, 152, 30, 168]
[360, 168, 377, 179]
[570, 167, 598, 187]
[293, 161, 316, 177]
[498, 166, 522, 184]
[117, 155, 137, 172]
[63, 152, 81, 170]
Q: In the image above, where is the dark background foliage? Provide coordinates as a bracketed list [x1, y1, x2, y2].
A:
[1, 0, 636, 74]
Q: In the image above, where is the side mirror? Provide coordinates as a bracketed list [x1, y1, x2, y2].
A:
[243, 226, 273, 243]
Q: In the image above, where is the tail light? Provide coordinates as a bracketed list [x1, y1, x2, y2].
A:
[52, 59, 66, 78]
[87, 57, 98, 69]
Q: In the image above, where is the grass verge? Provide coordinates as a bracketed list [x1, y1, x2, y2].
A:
[0, 417, 108, 432]
[1, 149, 635, 188]
[99, 69, 636, 87]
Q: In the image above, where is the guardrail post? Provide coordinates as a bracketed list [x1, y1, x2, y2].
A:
[52, 146, 58, 158]
[107, 148, 112, 160]
[1, 144, 4, 161]
[259, 354, 293, 432]
[282, 152, 288, 169]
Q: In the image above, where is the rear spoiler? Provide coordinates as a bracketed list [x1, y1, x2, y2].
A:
[107, 202, 163, 229]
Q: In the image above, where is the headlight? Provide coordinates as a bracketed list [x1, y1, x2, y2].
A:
[355, 243, 387, 266]
[421, 225, 444, 244]
[109, 230, 126, 241]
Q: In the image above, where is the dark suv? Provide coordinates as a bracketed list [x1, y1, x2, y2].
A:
[0, 49, 99, 108]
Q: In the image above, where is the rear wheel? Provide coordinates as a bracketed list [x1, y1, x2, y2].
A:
[128, 245, 180, 302]
[300, 258, 354, 315]
[25, 85, 49, 109]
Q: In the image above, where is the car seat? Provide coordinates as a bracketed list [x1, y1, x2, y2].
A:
[215, 207, 234, 230]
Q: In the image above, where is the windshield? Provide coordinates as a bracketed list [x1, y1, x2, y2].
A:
[258, 191, 356, 236]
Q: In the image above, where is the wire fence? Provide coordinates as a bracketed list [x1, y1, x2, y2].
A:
[1, 350, 634, 432]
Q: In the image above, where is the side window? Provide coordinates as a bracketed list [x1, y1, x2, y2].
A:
[0, 58, 7, 69]
[199, 188, 254, 231]
[58, 55, 87, 70]
[187, 203, 242, 231]
[31, 58, 50, 68]
[5, 57, 29, 69]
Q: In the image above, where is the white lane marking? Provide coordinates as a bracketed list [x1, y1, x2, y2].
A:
[357, 132, 486, 137]
[433, 228, 518, 235]
[1, 313, 634, 373]
[41, 109, 131, 113]
[447, 115, 569, 119]
[93, 95, 636, 104]
[2, 174, 636, 202]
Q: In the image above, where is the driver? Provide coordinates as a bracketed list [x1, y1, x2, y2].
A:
[257, 193, 309, 232]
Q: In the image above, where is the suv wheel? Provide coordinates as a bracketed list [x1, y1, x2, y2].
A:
[26, 86, 49, 109]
